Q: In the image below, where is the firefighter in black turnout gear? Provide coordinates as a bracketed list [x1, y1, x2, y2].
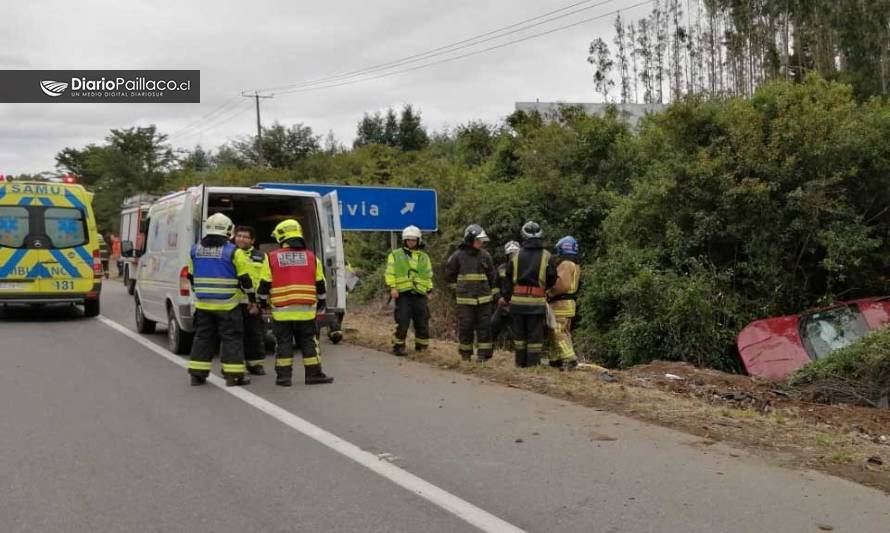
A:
[502, 221, 557, 368]
[445, 224, 498, 362]
[491, 240, 520, 343]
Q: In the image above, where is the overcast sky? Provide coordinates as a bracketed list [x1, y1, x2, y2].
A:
[0, 0, 651, 175]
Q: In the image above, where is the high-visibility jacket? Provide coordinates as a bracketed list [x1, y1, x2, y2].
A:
[260, 246, 325, 321]
[503, 238, 557, 315]
[548, 257, 581, 318]
[385, 247, 433, 294]
[189, 240, 252, 311]
[237, 246, 266, 304]
[444, 245, 498, 305]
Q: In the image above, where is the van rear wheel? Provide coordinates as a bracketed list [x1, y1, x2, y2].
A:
[135, 297, 156, 334]
[167, 307, 193, 355]
[84, 299, 100, 317]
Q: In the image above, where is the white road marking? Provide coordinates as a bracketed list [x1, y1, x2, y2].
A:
[98, 315, 526, 533]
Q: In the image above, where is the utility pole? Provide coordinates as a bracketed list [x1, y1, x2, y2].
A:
[242, 91, 273, 164]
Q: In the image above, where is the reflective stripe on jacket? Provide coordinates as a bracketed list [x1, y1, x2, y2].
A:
[385, 248, 433, 294]
[503, 239, 557, 315]
[189, 242, 244, 311]
[260, 246, 326, 321]
[548, 258, 581, 317]
[444, 245, 497, 306]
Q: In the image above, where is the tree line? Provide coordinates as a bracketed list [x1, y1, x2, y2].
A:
[589, 0, 890, 103]
[47, 76, 890, 372]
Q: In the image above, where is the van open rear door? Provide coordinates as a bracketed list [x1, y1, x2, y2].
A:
[319, 191, 346, 311]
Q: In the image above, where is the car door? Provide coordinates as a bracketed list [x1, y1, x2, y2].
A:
[319, 191, 346, 311]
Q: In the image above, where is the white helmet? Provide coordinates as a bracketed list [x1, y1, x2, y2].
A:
[204, 212, 234, 237]
[504, 240, 520, 256]
[402, 225, 422, 242]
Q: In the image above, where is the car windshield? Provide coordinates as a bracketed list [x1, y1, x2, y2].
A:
[800, 306, 871, 360]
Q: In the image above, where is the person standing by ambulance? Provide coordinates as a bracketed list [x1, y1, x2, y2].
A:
[233, 225, 267, 376]
[385, 225, 434, 355]
[258, 219, 334, 387]
[187, 213, 255, 387]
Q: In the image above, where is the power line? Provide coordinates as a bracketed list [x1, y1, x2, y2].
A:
[255, 0, 619, 93]
[171, 101, 254, 143]
[167, 95, 243, 139]
[168, 0, 653, 145]
[273, 0, 654, 97]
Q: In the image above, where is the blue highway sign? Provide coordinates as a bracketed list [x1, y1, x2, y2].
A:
[258, 183, 438, 232]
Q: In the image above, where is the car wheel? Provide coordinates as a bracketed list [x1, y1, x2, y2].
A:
[167, 307, 193, 355]
[135, 297, 156, 334]
[83, 298, 100, 317]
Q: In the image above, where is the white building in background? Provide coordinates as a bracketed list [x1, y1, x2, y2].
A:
[514, 102, 666, 127]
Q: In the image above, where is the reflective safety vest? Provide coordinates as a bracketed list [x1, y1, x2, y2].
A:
[190, 242, 241, 311]
[511, 250, 551, 310]
[238, 246, 265, 304]
[386, 248, 433, 294]
[267, 248, 318, 310]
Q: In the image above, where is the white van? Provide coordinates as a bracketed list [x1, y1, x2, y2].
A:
[132, 185, 345, 354]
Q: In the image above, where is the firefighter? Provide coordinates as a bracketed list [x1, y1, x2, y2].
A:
[501, 221, 557, 368]
[385, 225, 433, 356]
[491, 240, 520, 343]
[445, 224, 498, 362]
[257, 219, 334, 387]
[187, 213, 255, 387]
[548, 236, 581, 371]
[233, 225, 267, 376]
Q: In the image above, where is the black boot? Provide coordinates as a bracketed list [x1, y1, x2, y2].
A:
[305, 365, 334, 385]
[275, 375, 292, 387]
[392, 345, 407, 356]
[225, 374, 250, 387]
[560, 359, 578, 372]
[190, 374, 207, 386]
[247, 365, 266, 376]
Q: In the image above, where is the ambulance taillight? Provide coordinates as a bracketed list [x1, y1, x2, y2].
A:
[179, 266, 190, 296]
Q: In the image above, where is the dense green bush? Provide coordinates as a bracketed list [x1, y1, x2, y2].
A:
[790, 328, 890, 407]
[61, 76, 890, 371]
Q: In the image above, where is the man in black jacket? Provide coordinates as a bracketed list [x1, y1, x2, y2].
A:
[491, 240, 520, 344]
[501, 221, 557, 368]
[445, 224, 498, 362]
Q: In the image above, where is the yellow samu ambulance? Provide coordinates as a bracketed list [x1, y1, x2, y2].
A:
[0, 174, 103, 316]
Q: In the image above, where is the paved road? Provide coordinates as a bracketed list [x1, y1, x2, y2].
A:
[0, 281, 887, 533]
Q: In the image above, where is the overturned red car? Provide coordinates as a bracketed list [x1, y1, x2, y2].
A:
[737, 297, 890, 379]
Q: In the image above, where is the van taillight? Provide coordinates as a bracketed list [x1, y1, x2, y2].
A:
[93, 249, 102, 276]
[179, 266, 190, 296]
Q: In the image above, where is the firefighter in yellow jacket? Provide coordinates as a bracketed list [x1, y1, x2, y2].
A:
[257, 219, 334, 387]
[385, 225, 434, 355]
[548, 236, 581, 370]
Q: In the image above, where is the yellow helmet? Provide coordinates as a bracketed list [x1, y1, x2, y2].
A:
[273, 219, 303, 243]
